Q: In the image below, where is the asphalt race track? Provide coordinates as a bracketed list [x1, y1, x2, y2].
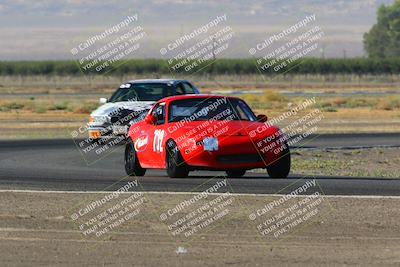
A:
[0, 133, 399, 195]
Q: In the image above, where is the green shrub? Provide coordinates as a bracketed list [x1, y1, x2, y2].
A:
[1, 102, 25, 111]
[34, 105, 46, 113]
[50, 102, 69, 111]
[73, 102, 98, 114]
[2, 58, 400, 76]
[323, 107, 337, 112]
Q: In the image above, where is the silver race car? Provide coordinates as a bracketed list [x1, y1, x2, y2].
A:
[88, 79, 200, 140]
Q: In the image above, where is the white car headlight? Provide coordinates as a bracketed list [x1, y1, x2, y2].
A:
[92, 115, 109, 124]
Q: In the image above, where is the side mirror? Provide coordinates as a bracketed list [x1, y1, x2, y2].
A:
[257, 114, 268, 122]
[144, 114, 156, 125]
[99, 97, 108, 104]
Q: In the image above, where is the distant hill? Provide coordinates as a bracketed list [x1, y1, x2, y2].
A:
[0, 0, 396, 60]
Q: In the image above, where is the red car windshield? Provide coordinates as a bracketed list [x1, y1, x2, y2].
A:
[168, 97, 257, 122]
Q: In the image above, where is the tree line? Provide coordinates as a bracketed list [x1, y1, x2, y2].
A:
[1, 58, 400, 76]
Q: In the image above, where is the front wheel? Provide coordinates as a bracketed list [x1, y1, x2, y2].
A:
[266, 146, 291, 178]
[166, 140, 189, 178]
[124, 142, 146, 176]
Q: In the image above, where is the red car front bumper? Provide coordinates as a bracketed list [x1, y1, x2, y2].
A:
[182, 135, 285, 170]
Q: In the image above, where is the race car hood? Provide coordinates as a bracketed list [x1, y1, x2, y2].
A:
[168, 120, 280, 139]
[90, 101, 154, 117]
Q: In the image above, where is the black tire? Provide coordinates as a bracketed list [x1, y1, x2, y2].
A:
[166, 140, 189, 178]
[226, 169, 246, 178]
[267, 145, 291, 178]
[124, 142, 146, 176]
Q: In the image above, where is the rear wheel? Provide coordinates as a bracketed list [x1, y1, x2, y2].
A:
[267, 146, 291, 178]
[226, 169, 246, 178]
[124, 142, 146, 176]
[166, 140, 189, 178]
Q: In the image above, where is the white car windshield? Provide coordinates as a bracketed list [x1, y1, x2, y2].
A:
[109, 83, 172, 102]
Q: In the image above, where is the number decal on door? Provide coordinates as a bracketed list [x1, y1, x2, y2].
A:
[153, 129, 165, 153]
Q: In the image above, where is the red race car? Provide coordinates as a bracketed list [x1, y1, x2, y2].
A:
[125, 95, 290, 178]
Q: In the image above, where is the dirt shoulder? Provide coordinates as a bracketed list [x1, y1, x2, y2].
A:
[0, 191, 399, 266]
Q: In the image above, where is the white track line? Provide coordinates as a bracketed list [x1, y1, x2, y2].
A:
[0, 189, 400, 199]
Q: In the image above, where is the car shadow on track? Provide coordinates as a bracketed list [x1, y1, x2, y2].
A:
[184, 173, 397, 181]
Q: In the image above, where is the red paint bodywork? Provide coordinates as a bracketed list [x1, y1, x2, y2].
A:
[128, 95, 287, 171]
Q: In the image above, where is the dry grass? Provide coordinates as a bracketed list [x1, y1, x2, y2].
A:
[0, 79, 399, 139]
[1, 74, 400, 95]
[240, 91, 400, 114]
[313, 95, 400, 111]
[290, 148, 400, 178]
[241, 91, 288, 110]
[0, 99, 98, 114]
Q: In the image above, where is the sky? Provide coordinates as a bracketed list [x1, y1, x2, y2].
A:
[0, 0, 395, 60]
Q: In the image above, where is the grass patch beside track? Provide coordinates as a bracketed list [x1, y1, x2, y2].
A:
[289, 148, 400, 178]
